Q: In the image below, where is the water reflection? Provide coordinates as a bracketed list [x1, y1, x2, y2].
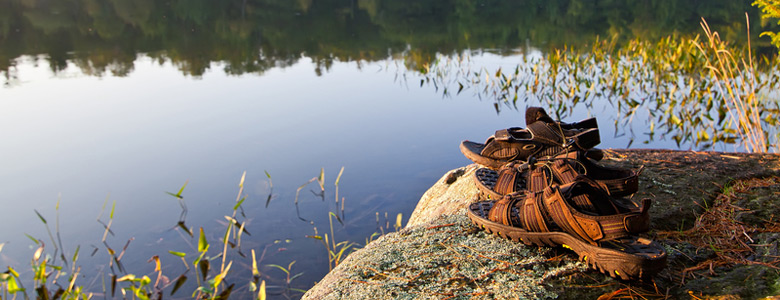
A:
[0, 0, 767, 80]
[1, 1, 777, 298]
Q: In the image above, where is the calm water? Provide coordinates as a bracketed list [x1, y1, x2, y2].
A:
[0, 0, 769, 298]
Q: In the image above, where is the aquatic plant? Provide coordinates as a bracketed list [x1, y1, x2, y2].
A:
[415, 18, 780, 153]
[753, 0, 780, 51]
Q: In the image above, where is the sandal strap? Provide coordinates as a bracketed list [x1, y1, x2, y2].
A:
[542, 182, 650, 245]
[487, 195, 522, 226]
[549, 160, 616, 213]
[493, 165, 519, 195]
[522, 192, 551, 233]
[526, 121, 566, 146]
[543, 186, 605, 244]
[527, 166, 550, 193]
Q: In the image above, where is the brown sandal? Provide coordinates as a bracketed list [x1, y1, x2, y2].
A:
[460, 108, 602, 169]
[467, 178, 666, 280]
[474, 151, 640, 199]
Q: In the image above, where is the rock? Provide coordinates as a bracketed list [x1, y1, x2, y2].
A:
[304, 150, 780, 300]
[302, 214, 583, 300]
[406, 165, 481, 228]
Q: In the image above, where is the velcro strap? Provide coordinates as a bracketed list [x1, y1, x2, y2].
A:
[527, 122, 565, 146]
[542, 187, 602, 244]
[493, 129, 512, 141]
[573, 128, 600, 149]
[623, 199, 651, 233]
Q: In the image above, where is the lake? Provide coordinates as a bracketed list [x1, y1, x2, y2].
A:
[0, 0, 773, 298]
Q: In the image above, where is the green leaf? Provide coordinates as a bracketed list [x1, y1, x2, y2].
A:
[72, 245, 80, 263]
[177, 181, 188, 197]
[24, 234, 39, 244]
[110, 201, 116, 219]
[233, 198, 246, 211]
[266, 264, 290, 276]
[140, 275, 151, 286]
[213, 261, 232, 287]
[198, 227, 209, 253]
[169, 251, 187, 258]
[7, 276, 23, 293]
[8, 266, 20, 278]
[34, 209, 47, 224]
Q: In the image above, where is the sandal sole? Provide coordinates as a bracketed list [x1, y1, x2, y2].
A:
[467, 201, 666, 281]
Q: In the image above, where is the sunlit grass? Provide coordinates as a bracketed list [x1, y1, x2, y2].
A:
[694, 16, 774, 153]
[416, 18, 780, 153]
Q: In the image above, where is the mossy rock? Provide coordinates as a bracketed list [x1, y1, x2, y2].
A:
[305, 150, 780, 299]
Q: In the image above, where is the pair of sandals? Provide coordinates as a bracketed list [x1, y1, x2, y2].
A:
[460, 108, 667, 280]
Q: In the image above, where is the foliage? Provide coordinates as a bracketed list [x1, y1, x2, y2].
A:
[419, 22, 780, 152]
[754, 0, 780, 51]
[0, 167, 398, 299]
[0, 0, 763, 78]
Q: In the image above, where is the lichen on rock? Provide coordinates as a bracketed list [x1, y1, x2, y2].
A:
[305, 150, 780, 299]
[303, 214, 585, 300]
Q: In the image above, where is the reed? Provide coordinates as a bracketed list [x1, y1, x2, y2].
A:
[415, 19, 780, 153]
[693, 16, 770, 153]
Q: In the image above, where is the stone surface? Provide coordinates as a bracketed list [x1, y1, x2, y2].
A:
[302, 214, 583, 300]
[406, 165, 480, 228]
[304, 150, 780, 300]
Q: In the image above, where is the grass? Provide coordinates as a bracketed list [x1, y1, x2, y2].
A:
[416, 17, 780, 153]
[0, 168, 400, 299]
[657, 176, 780, 284]
[694, 16, 771, 153]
